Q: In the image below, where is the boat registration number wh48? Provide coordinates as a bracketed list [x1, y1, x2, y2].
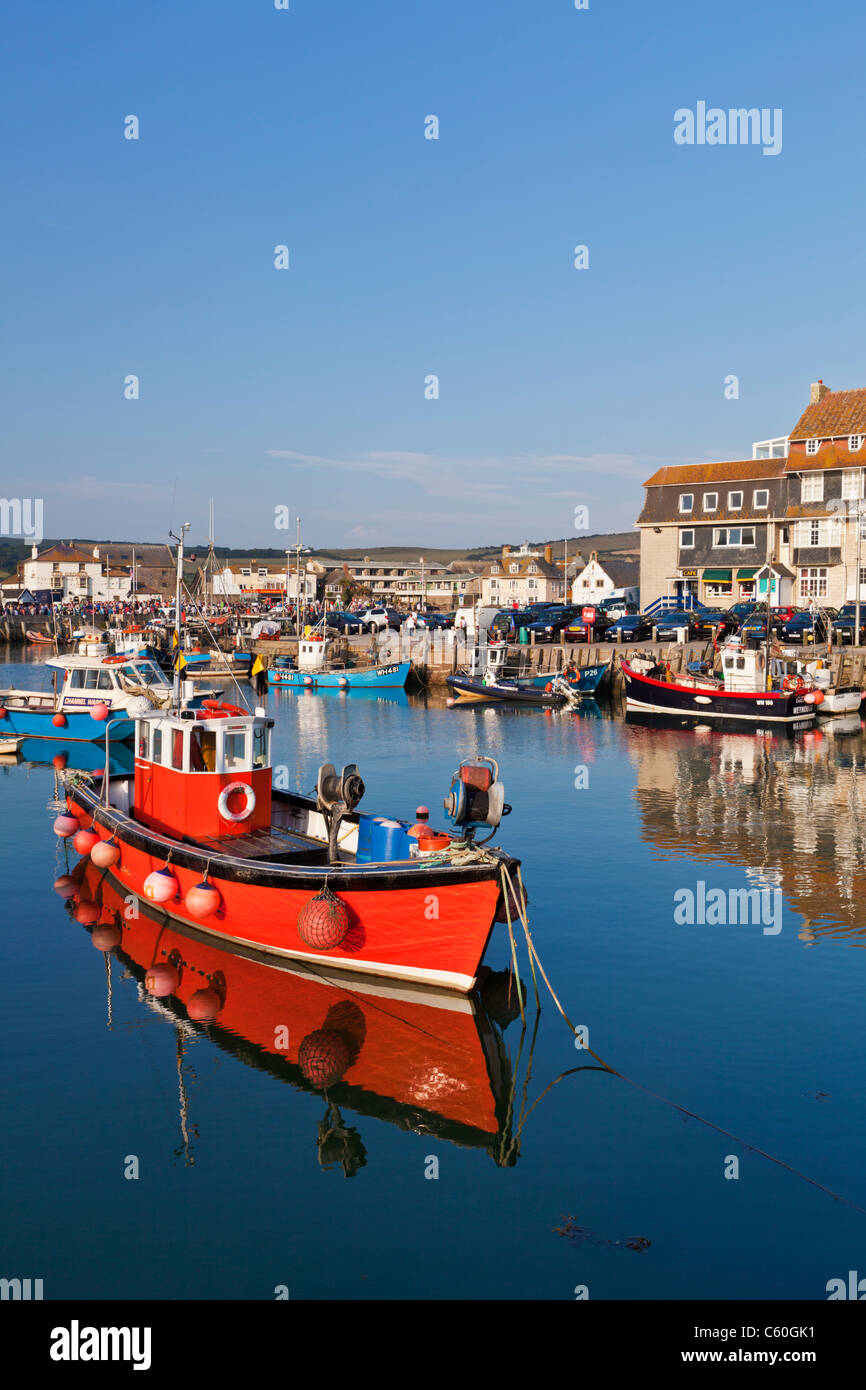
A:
[376, 665, 399, 676]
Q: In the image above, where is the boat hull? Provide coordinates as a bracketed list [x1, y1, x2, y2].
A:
[621, 662, 816, 727]
[269, 661, 411, 690]
[62, 784, 511, 993]
[0, 705, 132, 742]
[446, 675, 564, 705]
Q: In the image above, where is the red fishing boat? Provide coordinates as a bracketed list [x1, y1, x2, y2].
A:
[54, 704, 520, 993]
[52, 528, 523, 992]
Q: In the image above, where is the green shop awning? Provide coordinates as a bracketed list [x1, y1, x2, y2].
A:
[736, 567, 757, 580]
[703, 569, 732, 582]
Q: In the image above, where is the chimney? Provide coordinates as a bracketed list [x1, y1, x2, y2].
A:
[31, 544, 38, 559]
[502, 545, 511, 557]
[92, 546, 100, 559]
[544, 544, 552, 563]
[810, 380, 830, 405]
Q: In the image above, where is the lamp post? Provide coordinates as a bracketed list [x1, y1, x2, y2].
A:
[419, 556, 425, 611]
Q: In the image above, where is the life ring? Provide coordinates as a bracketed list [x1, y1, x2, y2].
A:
[102, 655, 126, 664]
[783, 674, 805, 692]
[217, 782, 256, 822]
[201, 699, 248, 718]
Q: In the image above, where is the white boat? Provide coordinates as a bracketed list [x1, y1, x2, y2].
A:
[0, 655, 224, 742]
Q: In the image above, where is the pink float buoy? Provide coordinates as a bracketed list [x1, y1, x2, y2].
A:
[143, 866, 179, 903]
[73, 829, 100, 856]
[184, 880, 221, 919]
[90, 702, 109, 722]
[53, 814, 80, 838]
[91, 838, 120, 868]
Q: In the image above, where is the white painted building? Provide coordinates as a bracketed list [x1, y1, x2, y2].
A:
[571, 551, 640, 605]
[212, 562, 317, 602]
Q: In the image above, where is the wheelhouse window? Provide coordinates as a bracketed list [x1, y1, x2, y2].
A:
[152, 727, 163, 765]
[190, 727, 217, 772]
[728, 491, 743, 510]
[171, 729, 185, 770]
[679, 494, 694, 513]
[253, 727, 269, 768]
[223, 731, 248, 771]
[801, 472, 824, 502]
[702, 493, 717, 511]
[679, 529, 695, 548]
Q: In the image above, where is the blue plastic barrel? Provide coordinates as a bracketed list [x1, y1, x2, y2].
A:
[370, 818, 408, 862]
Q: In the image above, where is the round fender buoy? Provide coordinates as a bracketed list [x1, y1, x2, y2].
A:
[53, 814, 80, 838]
[445, 696, 455, 707]
[338, 676, 349, 688]
[298, 1029, 352, 1088]
[297, 885, 350, 950]
[91, 838, 120, 868]
[145, 961, 180, 997]
[91, 924, 122, 951]
[184, 880, 221, 919]
[303, 675, 314, 687]
[53, 874, 77, 898]
[73, 829, 100, 856]
[74, 899, 100, 926]
[143, 866, 179, 903]
[90, 702, 110, 722]
[187, 987, 222, 1021]
[52, 713, 67, 728]
[0, 706, 7, 719]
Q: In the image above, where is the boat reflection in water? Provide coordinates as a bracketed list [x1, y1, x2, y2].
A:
[62, 860, 526, 1172]
[626, 715, 866, 945]
[0, 737, 136, 776]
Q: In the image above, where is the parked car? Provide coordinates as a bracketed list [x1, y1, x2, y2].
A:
[596, 598, 640, 621]
[325, 609, 365, 634]
[413, 610, 452, 629]
[603, 613, 654, 642]
[692, 607, 736, 639]
[563, 610, 614, 642]
[358, 607, 406, 633]
[831, 604, 866, 645]
[654, 610, 702, 641]
[489, 607, 551, 638]
[781, 609, 836, 644]
[726, 601, 758, 626]
[525, 605, 582, 642]
[740, 607, 799, 643]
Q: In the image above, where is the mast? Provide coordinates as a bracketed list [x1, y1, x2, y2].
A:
[170, 522, 190, 709]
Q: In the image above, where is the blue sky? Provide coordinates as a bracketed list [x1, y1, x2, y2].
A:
[2, 0, 865, 551]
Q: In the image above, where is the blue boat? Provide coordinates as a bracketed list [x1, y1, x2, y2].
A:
[268, 659, 411, 690]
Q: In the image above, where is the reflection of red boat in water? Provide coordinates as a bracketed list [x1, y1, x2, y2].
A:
[60, 860, 524, 1169]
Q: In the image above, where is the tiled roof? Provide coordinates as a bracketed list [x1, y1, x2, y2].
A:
[789, 388, 866, 441]
[30, 543, 96, 564]
[785, 441, 866, 472]
[642, 459, 786, 487]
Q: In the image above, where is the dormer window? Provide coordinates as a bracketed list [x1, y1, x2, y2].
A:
[850, 435, 865, 452]
[679, 494, 693, 513]
[806, 439, 820, 455]
[528, 563, 538, 573]
[491, 564, 500, 574]
[728, 491, 743, 510]
[509, 563, 519, 574]
[703, 493, 717, 511]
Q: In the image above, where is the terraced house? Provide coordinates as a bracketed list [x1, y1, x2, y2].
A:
[637, 381, 866, 610]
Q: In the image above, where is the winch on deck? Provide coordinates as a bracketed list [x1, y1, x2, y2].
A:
[443, 757, 510, 843]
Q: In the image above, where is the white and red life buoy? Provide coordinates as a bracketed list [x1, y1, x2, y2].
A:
[783, 674, 806, 693]
[217, 781, 256, 822]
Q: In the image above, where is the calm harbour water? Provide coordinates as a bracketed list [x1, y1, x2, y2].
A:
[2, 648, 866, 1301]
